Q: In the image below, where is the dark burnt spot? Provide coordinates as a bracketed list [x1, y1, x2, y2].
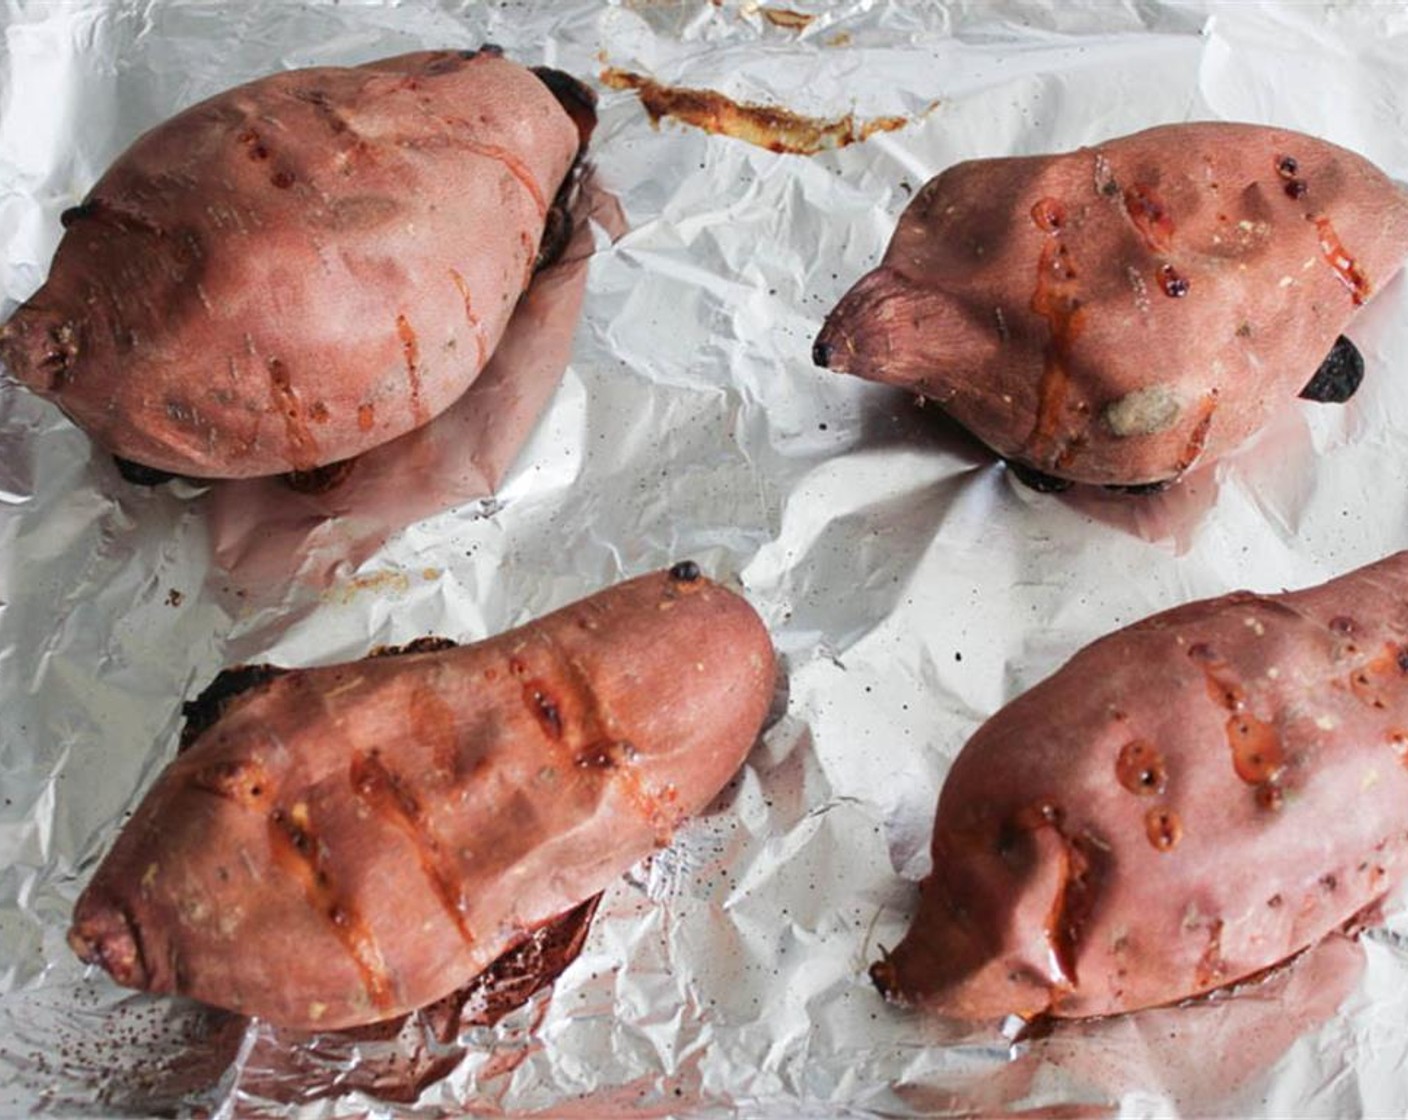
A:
[271, 169, 295, 189]
[1319, 873, 1338, 893]
[1004, 458, 1073, 493]
[1267, 893, 1283, 908]
[59, 199, 101, 228]
[1284, 179, 1308, 199]
[669, 560, 702, 583]
[534, 190, 573, 272]
[250, 144, 269, 161]
[114, 456, 177, 487]
[180, 663, 290, 749]
[369, 636, 459, 659]
[284, 457, 357, 493]
[532, 66, 598, 151]
[1397, 649, 1408, 673]
[1299, 335, 1363, 403]
[1104, 479, 1172, 495]
[1276, 155, 1299, 178]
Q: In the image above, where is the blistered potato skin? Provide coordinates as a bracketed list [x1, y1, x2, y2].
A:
[875, 552, 1408, 1021]
[0, 50, 580, 478]
[68, 570, 776, 1030]
[816, 123, 1408, 485]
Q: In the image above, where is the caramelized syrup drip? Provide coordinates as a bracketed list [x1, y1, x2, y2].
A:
[1314, 216, 1370, 305]
[1025, 197, 1086, 466]
[350, 751, 476, 945]
[266, 356, 321, 471]
[448, 268, 491, 367]
[1190, 642, 1287, 798]
[268, 803, 394, 1009]
[1010, 799, 1104, 991]
[1115, 739, 1167, 796]
[520, 624, 689, 841]
[1173, 392, 1217, 474]
[395, 314, 426, 424]
[1348, 642, 1408, 711]
[1193, 918, 1227, 990]
[1145, 807, 1182, 851]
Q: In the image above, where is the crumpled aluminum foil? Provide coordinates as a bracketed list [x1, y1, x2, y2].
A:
[4, 1, 1408, 1115]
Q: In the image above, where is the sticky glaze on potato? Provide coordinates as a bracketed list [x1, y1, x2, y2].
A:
[815, 123, 1408, 487]
[0, 49, 592, 479]
[68, 567, 776, 1030]
[874, 551, 1408, 1021]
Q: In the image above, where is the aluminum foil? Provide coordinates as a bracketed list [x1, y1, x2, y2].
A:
[4, 0, 1408, 1115]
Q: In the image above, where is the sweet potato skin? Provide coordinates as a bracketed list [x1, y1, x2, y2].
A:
[68, 568, 776, 1030]
[874, 552, 1408, 1021]
[0, 50, 582, 478]
[816, 123, 1408, 485]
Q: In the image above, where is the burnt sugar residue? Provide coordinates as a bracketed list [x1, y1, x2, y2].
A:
[1314, 216, 1370, 305]
[599, 68, 927, 154]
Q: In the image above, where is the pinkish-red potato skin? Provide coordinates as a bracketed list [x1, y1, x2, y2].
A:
[816, 122, 1408, 486]
[68, 569, 776, 1030]
[875, 551, 1408, 1022]
[0, 50, 581, 478]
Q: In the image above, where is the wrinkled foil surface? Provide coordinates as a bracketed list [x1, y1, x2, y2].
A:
[4, 1, 1408, 1115]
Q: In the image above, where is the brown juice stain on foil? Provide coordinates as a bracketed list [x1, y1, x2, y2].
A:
[600, 68, 927, 154]
[101, 895, 603, 1111]
[322, 568, 413, 604]
[760, 7, 814, 29]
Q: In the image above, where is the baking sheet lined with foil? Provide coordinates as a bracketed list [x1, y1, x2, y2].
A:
[3, 1, 1408, 1115]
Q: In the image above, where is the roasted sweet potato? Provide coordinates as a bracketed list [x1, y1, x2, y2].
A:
[873, 551, 1408, 1022]
[0, 48, 594, 479]
[68, 566, 776, 1030]
[815, 123, 1408, 487]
